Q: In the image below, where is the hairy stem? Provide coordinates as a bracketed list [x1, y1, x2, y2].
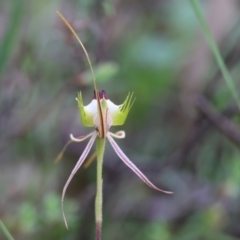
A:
[95, 137, 106, 240]
[0, 218, 14, 240]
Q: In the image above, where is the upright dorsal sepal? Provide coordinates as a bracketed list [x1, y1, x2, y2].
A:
[56, 11, 105, 137]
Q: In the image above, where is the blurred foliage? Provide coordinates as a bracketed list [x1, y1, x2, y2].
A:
[1, 0, 240, 239]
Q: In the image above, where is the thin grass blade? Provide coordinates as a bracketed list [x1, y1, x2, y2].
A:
[189, 0, 240, 109]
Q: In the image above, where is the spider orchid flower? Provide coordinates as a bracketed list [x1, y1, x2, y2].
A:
[56, 11, 173, 240]
[61, 90, 172, 227]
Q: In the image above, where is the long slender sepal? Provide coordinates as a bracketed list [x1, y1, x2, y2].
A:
[56, 11, 97, 91]
[62, 132, 97, 229]
[95, 137, 106, 240]
[107, 134, 173, 194]
[56, 11, 105, 137]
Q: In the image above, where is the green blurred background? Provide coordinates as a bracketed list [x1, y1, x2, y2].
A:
[1, 0, 240, 239]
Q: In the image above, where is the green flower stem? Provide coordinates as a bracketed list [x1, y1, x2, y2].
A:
[189, 0, 240, 110]
[0, 218, 14, 240]
[95, 137, 106, 240]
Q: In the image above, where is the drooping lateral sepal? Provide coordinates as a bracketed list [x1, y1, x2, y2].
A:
[107, 134, 173, 194]
[62, 132, 97, 229]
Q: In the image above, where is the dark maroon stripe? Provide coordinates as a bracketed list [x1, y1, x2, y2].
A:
[96, 91, 105, 138]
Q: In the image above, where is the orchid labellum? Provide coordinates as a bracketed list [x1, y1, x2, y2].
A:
[56, 11, 173, 240]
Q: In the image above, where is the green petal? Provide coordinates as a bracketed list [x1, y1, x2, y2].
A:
[111, 92, 135, 126]
[76, 92, 95, 127]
